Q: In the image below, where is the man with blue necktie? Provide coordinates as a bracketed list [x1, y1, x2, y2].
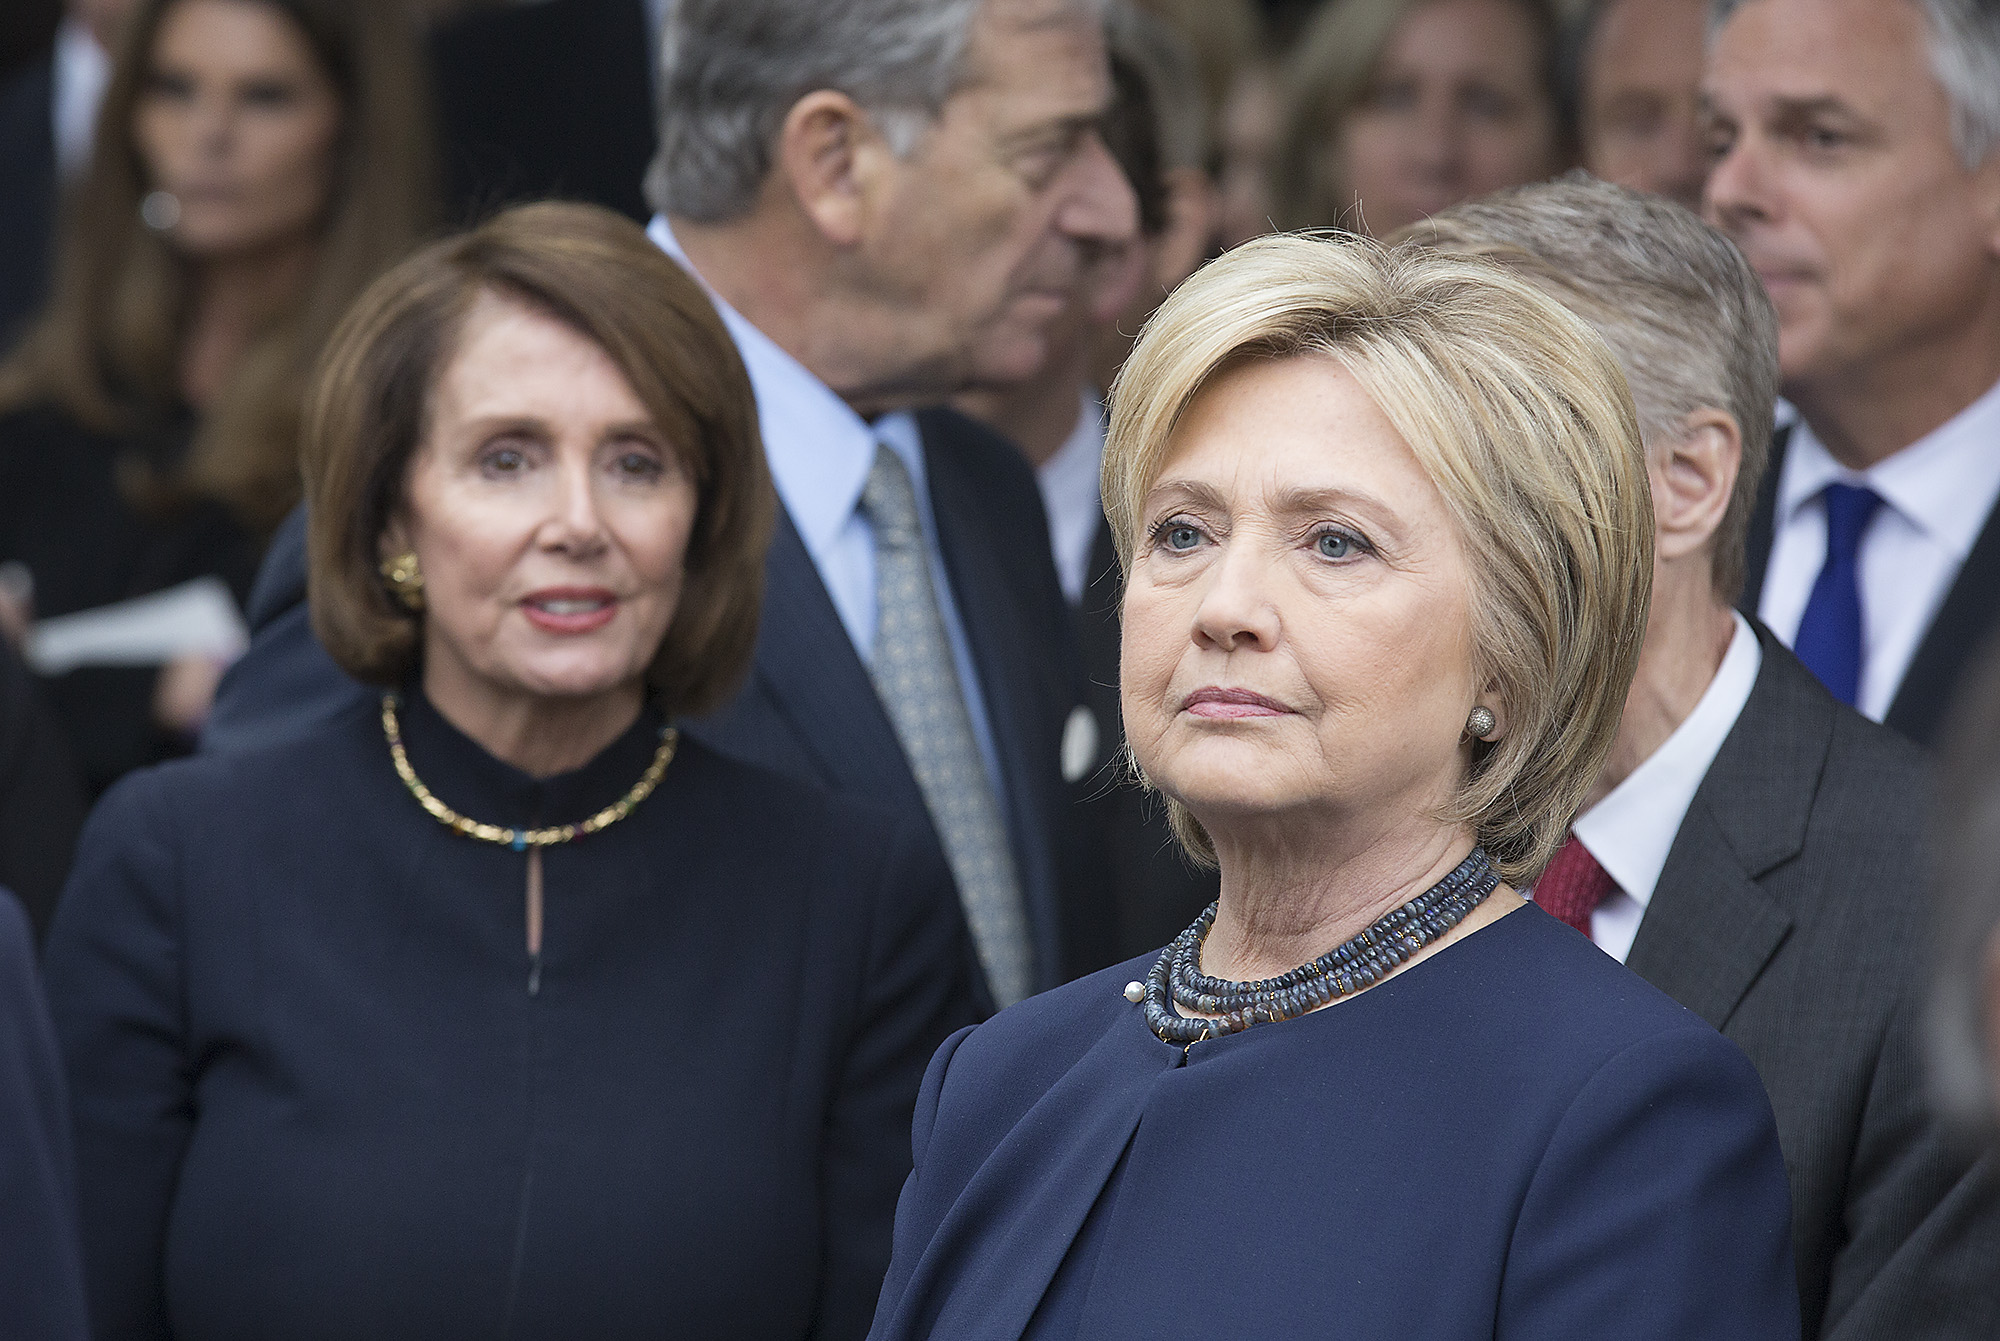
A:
[1705, 0, 2000, 747]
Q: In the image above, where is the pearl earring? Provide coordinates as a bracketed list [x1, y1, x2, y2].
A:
[140, 191, 181, 232]
[1466, 706, 1497, 740]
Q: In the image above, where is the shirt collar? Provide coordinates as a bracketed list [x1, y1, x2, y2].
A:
[1571, 612, 1763, 909]
[1778, 373, 2000, 562]
[647, 214, 878, 554]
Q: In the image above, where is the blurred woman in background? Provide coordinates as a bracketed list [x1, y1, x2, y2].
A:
[0, 0, 432, 792]
[1273, 0, 1566, 237]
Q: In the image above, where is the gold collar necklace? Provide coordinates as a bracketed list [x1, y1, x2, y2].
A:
[380, 694, 678, 851]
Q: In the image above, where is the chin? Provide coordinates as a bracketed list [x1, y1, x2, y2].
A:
[967, 333, 1049, 388]
[504, 654, 646, 704]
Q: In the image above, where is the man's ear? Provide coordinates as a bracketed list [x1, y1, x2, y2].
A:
[1974, 150, 2000, 259]
[1654, 408, 1742, 565]
[775, 90, 891, 249]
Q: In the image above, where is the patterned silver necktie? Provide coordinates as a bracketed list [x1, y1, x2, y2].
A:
[861, 443, 1033, 1006]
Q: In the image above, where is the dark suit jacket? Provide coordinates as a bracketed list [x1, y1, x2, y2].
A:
[1626, 624, 2000, 1339]
[686, 407, 1086, 1006]
[428, 0, 656, 223]
[0, 49, 56, 352]
[203, 409, 1088, 1008]
[1742, 424, 2000, 746]
[0, 888, 88, 1340]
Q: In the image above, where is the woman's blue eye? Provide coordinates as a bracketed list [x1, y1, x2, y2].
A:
[1164, 524, 1202, 551]
[1317, 531, 1355, 559]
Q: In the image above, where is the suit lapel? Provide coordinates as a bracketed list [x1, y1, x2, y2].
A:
[1626, 625, 1814, 1030]
[746, 506, 924, 808]
[1885, 498, 2000, 746]
[920, 408, 1071, 989]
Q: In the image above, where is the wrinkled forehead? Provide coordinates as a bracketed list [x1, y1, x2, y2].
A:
[1704, 0, 1938, 112]
[955, 0, 1110, 102]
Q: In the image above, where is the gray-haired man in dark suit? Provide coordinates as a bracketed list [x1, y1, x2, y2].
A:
[1404, 175, 2000, 1339]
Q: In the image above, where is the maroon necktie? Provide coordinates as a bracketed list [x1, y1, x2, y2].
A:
[1535, 835, 1618, 940]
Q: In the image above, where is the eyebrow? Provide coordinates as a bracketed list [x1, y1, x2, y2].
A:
[1770, 94, 1870, 124]
[1144, 479, 1400, 523]
[1705, 91, 1868, 124]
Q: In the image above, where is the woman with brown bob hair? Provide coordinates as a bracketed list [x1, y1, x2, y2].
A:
[45, 202, 976, 1341]
[0, 0, 434, 792]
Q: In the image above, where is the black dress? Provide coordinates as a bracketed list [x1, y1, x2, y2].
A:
[0, 404, 259, 794]
[45, 690, 978, 1340]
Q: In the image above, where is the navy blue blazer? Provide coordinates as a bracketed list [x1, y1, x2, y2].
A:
[869, 905, 1800, 1341]
[204, 408, 1088, 1007]
[48, 693, 975, 1339]
[0, 888, 88, 1340]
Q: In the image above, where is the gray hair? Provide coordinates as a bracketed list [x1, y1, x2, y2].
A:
[1711, 0, 2000, 168]
[1399, 172, 1779, 603]
[649, 0, 1104, 223]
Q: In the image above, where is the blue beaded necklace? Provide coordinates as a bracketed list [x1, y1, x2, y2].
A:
[1136, 847, 1500, 1045]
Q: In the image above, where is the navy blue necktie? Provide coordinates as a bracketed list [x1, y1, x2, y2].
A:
[1793, 482, 1885, 705]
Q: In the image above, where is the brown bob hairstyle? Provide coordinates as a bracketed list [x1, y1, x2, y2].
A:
[302, 201, 774, 717]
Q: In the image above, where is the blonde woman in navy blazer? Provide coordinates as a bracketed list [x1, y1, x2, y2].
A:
[867, 235, 1798, 1339]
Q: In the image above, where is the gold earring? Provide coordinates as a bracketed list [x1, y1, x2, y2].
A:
[379, 552, 425, 612]
[1466, 706, 1497, 740]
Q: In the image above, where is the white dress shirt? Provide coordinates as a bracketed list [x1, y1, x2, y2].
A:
[52, 18, 109, 180]
[645, 216, 1005, 793]
[1036, 390, 1105, 606]
[1758, 375, 2000, 721]
[1570, 612, 1763, 963]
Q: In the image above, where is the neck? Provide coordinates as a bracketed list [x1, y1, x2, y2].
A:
[1788, 317, 2000, 470]
[179, 235, 317, 409]
[953, 374, 1091, 469]
[673, 212, 934, 419]
[1201, 817, 1504, 983]
[1589, 576, 1735, 807]
[422, 667, 645, 779]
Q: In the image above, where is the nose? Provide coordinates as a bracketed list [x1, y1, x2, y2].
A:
[187, 88, 238, 161]
[1055, 128, 1139, 246]
[1659, 114, 1711, 211]
[541, 452, 611, 557]
[1189, 540, 1281, 654]
[1703, 129, 1770, 235]
[1410, 97, 1466, 180]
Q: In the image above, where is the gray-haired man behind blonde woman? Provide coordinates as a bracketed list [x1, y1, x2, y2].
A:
[1401, 174, 2000, 1339]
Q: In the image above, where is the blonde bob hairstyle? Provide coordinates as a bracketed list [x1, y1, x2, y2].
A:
[303, 201, 774, 716]
[1103, 233, 1653, 884]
